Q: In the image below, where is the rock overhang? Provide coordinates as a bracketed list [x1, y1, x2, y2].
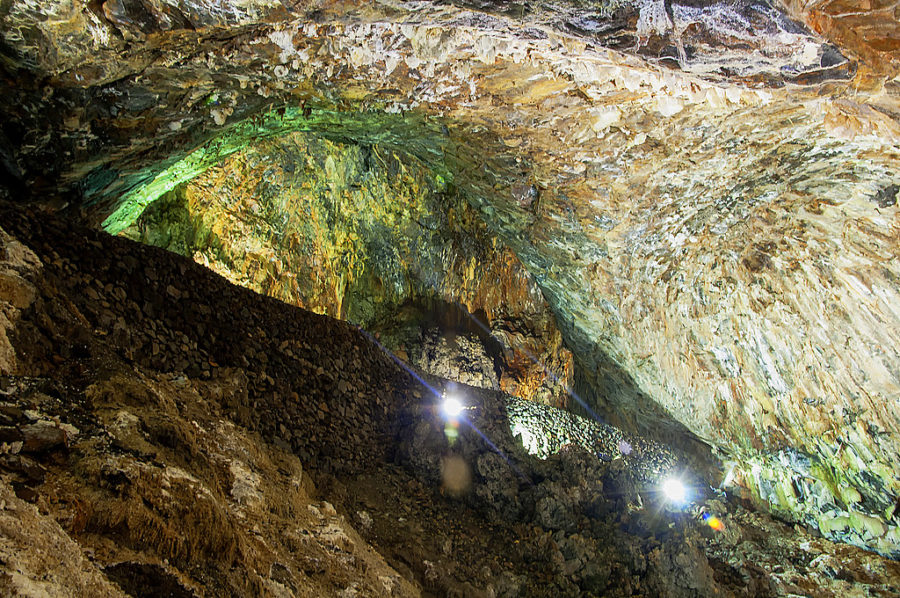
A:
[2, 0, 900, 556]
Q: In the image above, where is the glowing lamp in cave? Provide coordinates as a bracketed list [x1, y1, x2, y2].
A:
[442, 395, 465, 418]
[662, 477, 688, 505]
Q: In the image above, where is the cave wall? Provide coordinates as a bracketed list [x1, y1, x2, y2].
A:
[2, 0, 900, 556]
[781, 0, 900, 78]
[124, 132, 574, 405]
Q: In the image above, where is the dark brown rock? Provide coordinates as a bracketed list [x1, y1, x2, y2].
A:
[19, 422, 67, 453]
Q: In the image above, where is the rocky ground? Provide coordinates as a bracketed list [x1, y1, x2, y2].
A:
[1, 203, 900, 597]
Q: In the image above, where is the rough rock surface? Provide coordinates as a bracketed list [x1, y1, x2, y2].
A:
[783, 0, 900, 76]
[0, 227, 40, 375]
[2, 205, 900, 596]
[412, 329, 500, 390]
[1, 0, 900, 556]
[124, 132, 573, 406]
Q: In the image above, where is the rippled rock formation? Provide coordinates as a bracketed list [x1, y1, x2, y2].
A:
[2, 0, 900, 557]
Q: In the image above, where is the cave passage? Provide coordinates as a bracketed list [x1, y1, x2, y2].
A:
[3, 0, 900, 594]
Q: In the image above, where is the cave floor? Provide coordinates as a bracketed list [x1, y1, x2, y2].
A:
[1, 204, 899, 597]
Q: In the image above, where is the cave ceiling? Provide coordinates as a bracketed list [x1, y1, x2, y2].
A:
[2, 0, 900, 557]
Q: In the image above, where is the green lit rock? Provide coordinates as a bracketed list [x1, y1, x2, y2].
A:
[125, 131, 574, 406]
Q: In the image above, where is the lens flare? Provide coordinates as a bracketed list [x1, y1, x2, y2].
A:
[662, 477, 687, 504]
[443, 395, 464, 418]
[358, 324, 527, 481]
[702, 512, 725, 531]
[441, 455, 472, 495]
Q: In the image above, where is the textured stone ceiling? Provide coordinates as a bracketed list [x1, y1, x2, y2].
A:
[2, 0, 900, 557]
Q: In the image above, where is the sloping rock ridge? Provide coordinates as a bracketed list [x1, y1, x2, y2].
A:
[123, 132, 575, 407]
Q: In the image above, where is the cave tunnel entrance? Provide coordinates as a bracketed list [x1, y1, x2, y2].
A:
[81, 101, 718, 483]
[119, 127, 578, 412]
[105, 116, 717, 481]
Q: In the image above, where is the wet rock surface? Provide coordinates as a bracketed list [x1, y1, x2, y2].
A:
[0, 206, 899, 596]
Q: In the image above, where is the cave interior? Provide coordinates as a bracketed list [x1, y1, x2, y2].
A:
[2, 0, 900, 596]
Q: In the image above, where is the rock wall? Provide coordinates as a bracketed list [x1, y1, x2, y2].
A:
[781, 0, 900, 77]
[1, 204, 410, 475]
[0, 227, 41, 374]
[124, 132, 574, 406]
[412, 328, 501, 392]
[3, 205, 900, 596]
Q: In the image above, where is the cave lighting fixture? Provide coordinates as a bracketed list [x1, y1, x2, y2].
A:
[662, 477, 688, 505]
[442, 395, 465, 419]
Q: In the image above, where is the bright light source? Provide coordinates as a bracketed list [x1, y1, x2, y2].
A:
[662, 477, 687, 504]
[442, 395, 464, 418]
